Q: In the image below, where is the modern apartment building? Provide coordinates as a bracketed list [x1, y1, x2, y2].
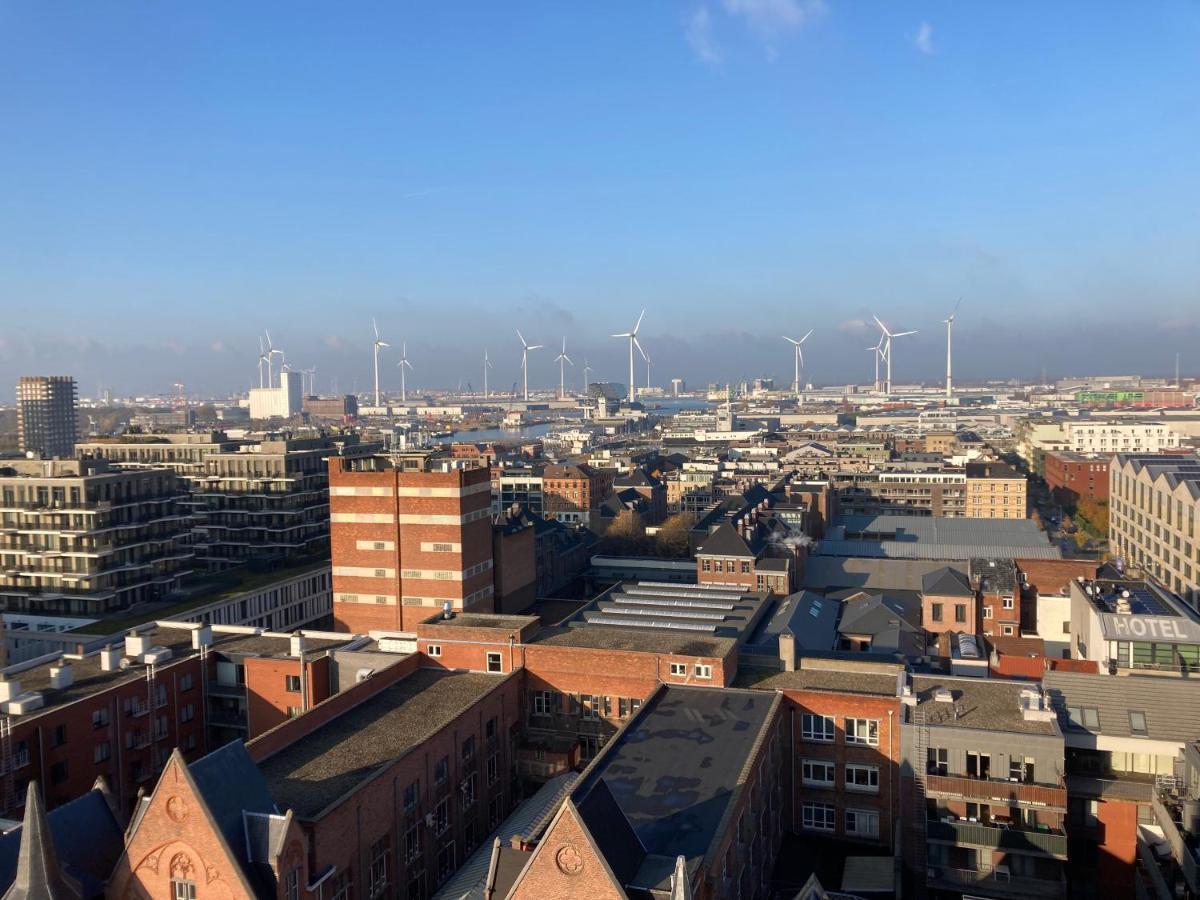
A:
[16, 376, 78, 460]
[78, 430, 373, 570]
[1109, 453, 1200, 606]
[1018, 419, 1183, 473]
[904, 674, 1069, 899]
[837, 469, 968, 517]
[329, 455, 496, 633]
[0, 458, 194, 616]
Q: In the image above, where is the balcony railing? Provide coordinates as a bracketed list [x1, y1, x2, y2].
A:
[927, 819, 1068, 859]
[1151, 793, 1200, 895]
[925, 773, 1067, 810]
[207, 681, 245, 698]
[928, 865, 1066, 899]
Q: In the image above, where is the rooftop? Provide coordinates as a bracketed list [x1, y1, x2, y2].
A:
[910, 675, 1061, 736]
[258, 669, 509, 819]
[1043, 670, 1200, 744]
[820, 514, 1060, 562]
[422, 613, 540, 631]
[532, 623, 735, 659]
[570, 685, 779, 892]
[569, 581, 771, 644]
[746, 665, 902, 697]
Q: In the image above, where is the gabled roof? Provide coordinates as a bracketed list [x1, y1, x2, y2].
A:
[614, 468, 661, 489]
[0, 783, 122, 900]
[696, 522, 755, 558]
[921, 566, 974, 597]
[0, 784, 80, 900]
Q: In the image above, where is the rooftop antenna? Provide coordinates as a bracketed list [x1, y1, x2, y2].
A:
[396, 342, 413, 404]
[612, 309, 645, 404]
[554, 337, 574, 399]
[944, 298, 961, 400]
[872, 315, 916, 395]
[516, 330, 542, 402]
[782, 330, 813, 400]
[371, 318, 390, 408]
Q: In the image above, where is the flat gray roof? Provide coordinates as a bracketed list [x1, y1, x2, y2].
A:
[911, 675, 1061, 736]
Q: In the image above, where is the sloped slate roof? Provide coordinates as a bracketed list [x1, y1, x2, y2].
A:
[922, 566, 974, 597]
[696, 522, 755, 558]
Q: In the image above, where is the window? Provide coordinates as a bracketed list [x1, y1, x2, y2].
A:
[462, 736, 476, 764]
[434, 756, 449, 786]
[1128, 711, 1148, 735]
[741, 561, 751, 574]
[927, 747, 948, 776]
[801, 802, 836, 831]
[92, 708, 109, 730]
[486, 652, 503, 673]
[94, 742, 111, 764]
[931, 603, 943, 623]
[437, 842, 456, 884]
[369, 837, 389, 897]
[285, 867, 300, 900]
[1010, 757, 1034, 783]
[1003, 595, 1015, 610]
[801, 760, 835, 787]
[694, 664, 713, 679]
[982, 606, 993, 620]
[1002, 624, 1015, 636]
[405, 824, 421, 862]
[285, 675, 301, 693]
[578, 735, 601, 761]
[485, 716, 497, 741]
[531, 690, 553, 716]
[181, 703, 195, 723]
[52, 724, 67, 747]
[802, 714, 835, 742]
[1066, 705, 1100, 731]
[330, 871, 351, 900]
[486, 754, 498, 787]
[845, 718, 879, 746]
[846, 809, 879, 838]
[404, 780, 419, 813]
[180, 673, 193, 692]
[669, 662, 687, 676]
[954, 604, 967, 624]
[845, 764, 879, 793]
[434, 798, 450, 834]
[460, 773, 477, 809]
[172, 881, 197, 900]
[428, 644, 442, 658]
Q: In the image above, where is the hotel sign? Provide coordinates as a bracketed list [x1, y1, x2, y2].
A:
[1100, 613, 1200, 643]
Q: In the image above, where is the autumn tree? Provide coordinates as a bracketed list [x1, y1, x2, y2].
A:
[654, 512, 696, 558]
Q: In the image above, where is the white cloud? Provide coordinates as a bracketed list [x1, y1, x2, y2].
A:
[837, 318, 870, 335]
[914, 21, 934, 55]
[685, 6, 723, 64]
[723, 0, 826, 47]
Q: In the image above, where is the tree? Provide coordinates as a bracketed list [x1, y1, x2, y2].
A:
[654, 512, 696, 558]
[599, 509, 649, 556]
[1075, 498, 1109, 537]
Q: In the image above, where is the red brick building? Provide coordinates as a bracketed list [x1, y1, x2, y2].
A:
[541, 463, 613, 526]
[329, 455, 496, 632]
[1043, 451, 1110, 505]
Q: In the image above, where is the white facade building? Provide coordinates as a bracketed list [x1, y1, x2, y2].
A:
[248, 369, 303, 419]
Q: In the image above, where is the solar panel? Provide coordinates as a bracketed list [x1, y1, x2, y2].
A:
[586, 615, 716, 633]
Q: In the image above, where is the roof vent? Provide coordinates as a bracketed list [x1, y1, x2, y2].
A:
[99, 646, 121, 672]
[0, 679, 22, 703]
[125, 633, 149, 658]
[143, 647, 173, 665]
[49, 664, 74, 690]
[192, 626, 213, 650]
[933, 688, 954, 703]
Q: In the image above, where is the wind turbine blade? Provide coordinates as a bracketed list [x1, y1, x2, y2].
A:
[634, 337, 646, 360]
[373, 317, 379, 339]
[633, 309, 645, 335]
[611, 332, 631, 338]
[799, 329, 813, 343]
[871, 315, 885, 332]
[528, 344, 543, 351]
[950, 297, 962, 318]
[265, 329, 273, 349]
[563, 355, 573, 365]
[783, 336, 799, 345]
[515, 329, 526, 347]
[894, 330, 917, 337]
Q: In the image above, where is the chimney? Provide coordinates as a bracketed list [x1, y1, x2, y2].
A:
[99, 646, 121, 672]
[124, 632, 149, 658]
[778, 631, 796, 672]
[0, 678, 21, 702]
[290, 634, 306, 658]
[49, 664, 74, 690]
[191, 626, 213, 650]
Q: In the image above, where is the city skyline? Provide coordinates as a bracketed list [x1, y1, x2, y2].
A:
[2, 2, 1198, 393]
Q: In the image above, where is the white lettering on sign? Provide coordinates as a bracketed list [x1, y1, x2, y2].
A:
[1109, 616, 1190, 641]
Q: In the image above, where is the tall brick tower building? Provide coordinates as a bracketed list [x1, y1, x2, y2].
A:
[329, 454, 495, 632]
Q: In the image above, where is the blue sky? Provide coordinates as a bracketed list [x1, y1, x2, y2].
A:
[2, 1, 1198, 397]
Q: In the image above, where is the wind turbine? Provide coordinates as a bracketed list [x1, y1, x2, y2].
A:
[611, 310, 645, 404]
[943, 298, 962, 400]
[264, 331, 285, 388]
[371, 318, 389, 408]
[516, 330, 542, 402]
[554, 338, 574, 399]
[782, 330, 813, 399]
[483, 349, 493, 400]
[582, 359, 592, 396]
[866, 335, 885, 392]
[396, 342, 413, 404]
[872, 315, 917, 395]
[257, 338, 270, 389]
[638, 343, 651, 394]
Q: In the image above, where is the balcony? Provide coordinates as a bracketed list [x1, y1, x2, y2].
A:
[925, 773, 1067, 811]
[207, 681, 245, 699]
[1151, 792, 1200, 896]
[928, 865, 1065, 899]
[927, 819, 1068, 859]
